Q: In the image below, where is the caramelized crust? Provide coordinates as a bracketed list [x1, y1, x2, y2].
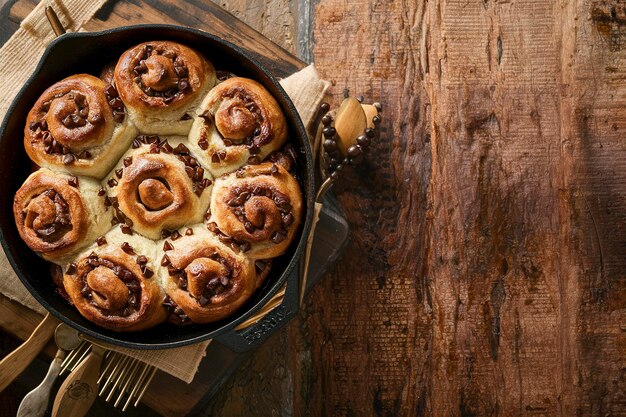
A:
[188, 77, 288, 176]
[209, 162, 302, 259]
[159, 228, 256, 324]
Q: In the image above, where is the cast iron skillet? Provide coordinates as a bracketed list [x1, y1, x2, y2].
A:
[0, 25, 314, 352]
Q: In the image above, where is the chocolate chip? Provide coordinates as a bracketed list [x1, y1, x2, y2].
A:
[115, 168, 123, 179]
[66, 263, 77, 275]
[244, 221, 255, 233]
[211, 153, 220, 163]
[185, 166, 194, 178]
[198, 138, 209, 150]
[132, 138, 142, 148]
[105, 84, 118, 98]
[113, 111, 125, 123]
[271, 230, 286, 244]
[170, 231, 181, 241]
[29, 121, 41, 131]
[107, 178, 118, 187]
[67, 176, 79, 187]
[62, 154, 75, 165]
[136, 255, 148, 265]
[121, 225, 132, 235]
[78, 150, 92, 159]
[98, 187, 106, 196]
[218, 150, 226, 160]
[185, 228, 193, 236]
[282, 213, 294, 227]
[161, 254, 170, 266]
[142, 266, 154, 278]
[123, 156, 133, 167]
[180, 113, 192, 121]
[177, 79, 189, 91]
[96, 236, 107, 246]
[163, 241, 174, 251]
[161, 229, 171, 239]
[249, 145, 260, 155]
[121, 242, 135, 255]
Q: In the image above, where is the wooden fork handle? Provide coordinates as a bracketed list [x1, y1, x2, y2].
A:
[52, 345, 105, 417]
[0, 312, 60, 393]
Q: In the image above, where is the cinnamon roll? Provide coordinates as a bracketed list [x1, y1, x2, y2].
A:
[63, 227, 166, 331]
[188, 77, 288, 176]
[208, 162, 302, 259]
[13, 169, 112, 262]
[114, 41, 216, 136]
[104, 136, 213, 239]
[158, 226, 256, 324]
[24, 74, 136, 178]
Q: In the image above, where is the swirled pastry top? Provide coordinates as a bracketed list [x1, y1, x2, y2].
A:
[208, 162, 302, 259]
[158, 226, 256, 324]
[104, 136, 213, 240]
[13, 169, 112, 261]
[188, 77, 288, 176]
[24, 74, 136, 178]
[114, 41, 216, 135]
[62, 227, 166, 332]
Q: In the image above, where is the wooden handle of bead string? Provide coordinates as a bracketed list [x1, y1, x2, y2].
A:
[0, 313, 60, 393]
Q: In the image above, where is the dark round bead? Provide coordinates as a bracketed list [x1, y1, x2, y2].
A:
[373, 102, 382, 112]
[372, 115, 381, 125]
[335, 163, 344, 172]
[320, 102, 330, 112]
[347, 145, 362, 158]
[330, 157, 339, 165]
[349, 154, 364, 165]
[365, 128, 375, 138]
[321, 115, 333, 126]
[323, 126, 336, 138]
[330, 171, 340, 180]
[324, 139, 338, 152]
[356, 95, 364, 103]
[357, 135, 370, 147]
[342, 157, 349, 165]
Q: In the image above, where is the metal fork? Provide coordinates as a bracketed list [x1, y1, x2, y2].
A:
[60, 342, 157, 411]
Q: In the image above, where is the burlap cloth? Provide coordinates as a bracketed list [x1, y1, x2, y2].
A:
[0, 0, 329, 383]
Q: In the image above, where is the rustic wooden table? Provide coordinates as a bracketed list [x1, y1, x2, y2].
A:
[1, 0, 626, 416]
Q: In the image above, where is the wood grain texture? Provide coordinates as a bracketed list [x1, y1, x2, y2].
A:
[286, 0, 626, 416]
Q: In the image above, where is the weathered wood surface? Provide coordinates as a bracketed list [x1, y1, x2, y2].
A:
[208, 0, 626, 416]
[1, 0, 625, 416]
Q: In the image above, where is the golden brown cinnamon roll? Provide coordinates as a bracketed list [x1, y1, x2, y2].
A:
[188, 77, 288, 176]
[13, 169, 112, 262]
[63, 227, 166, 331]
[114, 41, 216, 135]
[158, 226, 256, 324]
[208, 162, 302, 259]
[104, 136, 213, 239]
[24, 74, 136, 178]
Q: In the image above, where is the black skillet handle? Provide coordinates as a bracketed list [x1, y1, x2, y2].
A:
[215, 265, 301, 353]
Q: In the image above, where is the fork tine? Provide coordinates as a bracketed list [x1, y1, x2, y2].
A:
[101, 354, 129, 395]
[123, 363, 149, 411]
[114, 358, 142, 407]
[59, 341, 86, 371]
[105, 355, 132, 401]
[61, 342, 90, 374]
[98, 352, 122, 385]
[134, 366, 157, 407]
